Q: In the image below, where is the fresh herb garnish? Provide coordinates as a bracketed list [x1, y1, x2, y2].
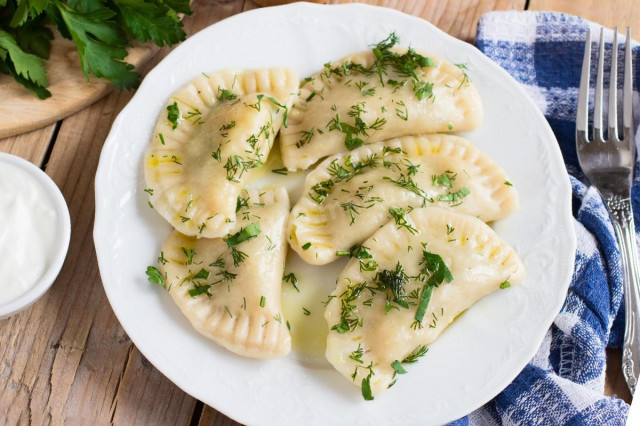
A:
[188, 283, 211, 297]
[192, 268, 210, 280]
[283, 272, 300, 292]
[388, 207, 418, 235]
[361, 375, 374, 401]
[145, 266, 165, 287]
[296, 127, 315, 149]
[181, 247, 196, 265]
[157, 252, 168, 265]
[371, 262, 409, 309]
[167, 101, 179, 129]
[412, 285, 433, 327]
[391, 360, 407, 375]
[418, 250, 454, 288]
[402, 345, 429, 363]
[218, 87, 238, 101]
[224, 223, 261, 247]
[0, 0, 190, 99]
[223, 223, 261, 266]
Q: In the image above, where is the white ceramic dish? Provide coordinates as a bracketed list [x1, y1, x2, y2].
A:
[0, 153, 71, 319]
[94, 3, 576, 425]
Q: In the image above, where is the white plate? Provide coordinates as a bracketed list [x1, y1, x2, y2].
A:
[94, 3, 575, 425]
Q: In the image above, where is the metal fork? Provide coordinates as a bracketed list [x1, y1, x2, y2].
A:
[576, 27, 640, 395]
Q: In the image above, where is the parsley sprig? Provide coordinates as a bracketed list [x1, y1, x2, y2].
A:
[0, 0, 191, 98]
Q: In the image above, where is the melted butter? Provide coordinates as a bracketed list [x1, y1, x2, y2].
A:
[247, 142, 307, 202]
[281, 250, 349, 363]
[249, 143, 350, 361]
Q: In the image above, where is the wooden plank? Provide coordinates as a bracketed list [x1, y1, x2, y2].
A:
[605, 349, 632, 403]
[0, 124, 56, 166]
[325, 0, 526, 41]
[199, 406, 241, 426]
[529, 0, 639, 36]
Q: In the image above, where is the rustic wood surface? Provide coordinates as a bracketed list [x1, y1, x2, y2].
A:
[0, 0, 634, 424]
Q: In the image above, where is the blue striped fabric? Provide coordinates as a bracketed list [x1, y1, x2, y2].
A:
[449, 11, 640, 425]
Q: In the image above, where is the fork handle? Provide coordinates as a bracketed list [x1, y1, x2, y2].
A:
[605, 196, 640, 395]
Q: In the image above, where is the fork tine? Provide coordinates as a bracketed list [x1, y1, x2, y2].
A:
[577, 28, 591, 135]
[609, 28, 619, 141]
[624, 27, 633, 136]
[594, 28, 605, 141]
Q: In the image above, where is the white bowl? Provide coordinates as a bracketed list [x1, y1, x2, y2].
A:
[0, 153, 71, 319]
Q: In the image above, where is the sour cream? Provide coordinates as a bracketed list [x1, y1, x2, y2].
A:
[0, 160, 60, 305]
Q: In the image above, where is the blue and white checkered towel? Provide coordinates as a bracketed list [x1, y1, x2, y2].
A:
[450, 11, 640, 425]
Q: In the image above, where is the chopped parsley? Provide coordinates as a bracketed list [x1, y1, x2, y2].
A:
[145, 266, 165, 287]
[218, 87, 237, 101]
[224, 223, 261, 247]
[167, 101, 179, 129]
[391, 360, 407, 376]
[223, 223, 261, 267]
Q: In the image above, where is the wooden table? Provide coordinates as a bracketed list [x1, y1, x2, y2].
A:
[1, 0, 636, 424]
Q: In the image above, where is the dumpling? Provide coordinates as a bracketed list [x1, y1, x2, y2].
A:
[145, 68, 298, 238]
[324, 207, 525, 398]
[280, 34, 482, 171]
[157, 188, 291, 358]
[288, 134, 518, 265]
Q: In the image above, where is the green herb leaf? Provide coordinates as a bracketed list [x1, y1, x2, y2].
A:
[0, 29, 50, 98]
[361, 376, 374, 401]
[50, 1, 140, 89]
[12, 16, 53, 59]
[420, 250, 453, 287]
[218, 86, 237, 101]
[146, 266, 165, 287]
[224, 223, 261, 247]
[192, 268, 210, 280]
[112, 0, 186, 47]
[372, 262, 409, 305]
[166, 101, 179, 129]
[188, 283, 211, 297]
[158, 0, 192, 15]
[391, 360, 407, 375]
[414, 284, 432, 324]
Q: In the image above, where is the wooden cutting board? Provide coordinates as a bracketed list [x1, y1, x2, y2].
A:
[0, 33, 158, 140]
